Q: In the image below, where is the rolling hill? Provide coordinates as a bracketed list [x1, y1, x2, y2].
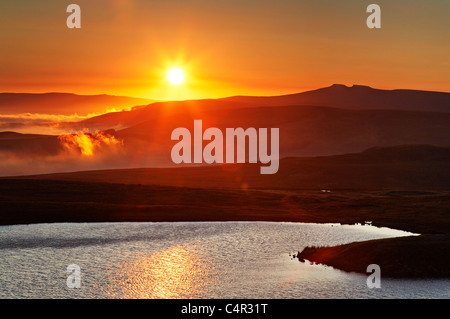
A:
[115, 104, 450, 160]
[16, 145, 450, 190]
[66, 84, 450, 132]
[0, 92, 154, 115]
[0, 85, 448, 176]
[223, 84, 450, 112]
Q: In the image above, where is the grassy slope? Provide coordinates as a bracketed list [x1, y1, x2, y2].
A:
[0, 179, 448, 234]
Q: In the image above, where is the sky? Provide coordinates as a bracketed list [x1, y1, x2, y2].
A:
[0, 0, 449, 100]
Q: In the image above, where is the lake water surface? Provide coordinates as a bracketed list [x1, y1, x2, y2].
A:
[0, 222, 448, 299]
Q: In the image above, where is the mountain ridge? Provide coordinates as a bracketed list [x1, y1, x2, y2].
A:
[222, 84, 450, 112]
[0, 92, 154, 116]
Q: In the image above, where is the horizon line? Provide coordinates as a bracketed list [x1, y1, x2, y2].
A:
[1, 83, 449, 102]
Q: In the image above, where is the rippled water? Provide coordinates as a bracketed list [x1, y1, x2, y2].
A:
[0, 222, 448, 299]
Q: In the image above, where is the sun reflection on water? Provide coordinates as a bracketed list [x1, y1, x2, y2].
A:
[111, 244, 216, 299]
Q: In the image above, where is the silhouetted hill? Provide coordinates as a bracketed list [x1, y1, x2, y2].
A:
[74, 84, 450, 132]
[223, 84, 450, 112]
[1, 85, 449, 176]
[0, 131, 61, 155]
[0, 92, 153, 115]
[0, 131, 50, 140]
[76, 99, 260, 131]
[115, 105, 450, 160]
[17, 145, 450, 190]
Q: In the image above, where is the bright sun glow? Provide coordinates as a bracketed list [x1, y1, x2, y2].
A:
[167, 68, 185, 85]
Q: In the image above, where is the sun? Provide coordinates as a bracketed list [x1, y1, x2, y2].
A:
[167, 67, 185, 85]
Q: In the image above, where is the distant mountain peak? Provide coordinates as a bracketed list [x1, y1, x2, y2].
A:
[329, 83, 349, 88]
[328, 84, 373, 90]
[350, 84, 373, 89]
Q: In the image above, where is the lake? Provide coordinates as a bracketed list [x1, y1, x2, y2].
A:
[0, 222, 448, 298]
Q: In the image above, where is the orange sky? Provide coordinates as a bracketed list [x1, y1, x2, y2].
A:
[0, 0, 449, 100]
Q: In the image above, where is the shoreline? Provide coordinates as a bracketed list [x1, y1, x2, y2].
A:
[2, 220, 408, 229]
[0, 178, 449, 279]
[296, 234, 450, 279]
[4, 217, 447, 279]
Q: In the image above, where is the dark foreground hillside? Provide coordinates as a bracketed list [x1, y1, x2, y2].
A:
[0, 178, 448, 235]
